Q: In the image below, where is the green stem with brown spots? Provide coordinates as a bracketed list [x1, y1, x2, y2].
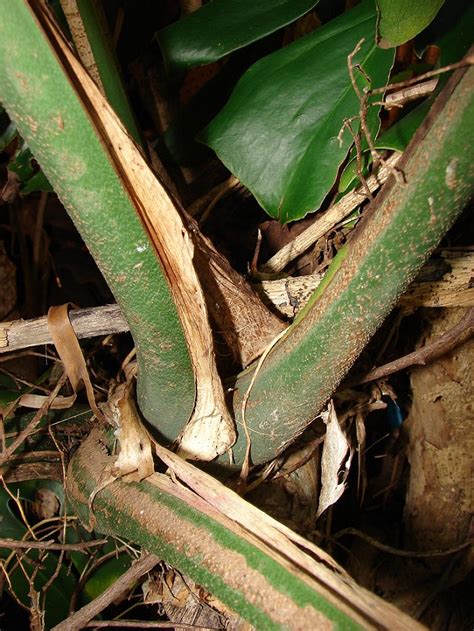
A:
[0, 0, 196, 439]
[66, 427, 424, 630]
[226, 61, 474, 465]
[0, 1, 472, 469]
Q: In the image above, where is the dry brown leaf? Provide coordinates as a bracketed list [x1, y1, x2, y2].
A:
[107, 381, 154, 482]
[316, 401, 353, 519]
[18, 392, 76, 410]
[47, 303, 104, 420]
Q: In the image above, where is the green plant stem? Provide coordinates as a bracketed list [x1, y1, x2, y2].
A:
[66, 428, 424, 631]
[0, 0, 196, 438]
[227, 62, 474, 465]
[60, 0, 142, 144]
[0, 2, 472, 469]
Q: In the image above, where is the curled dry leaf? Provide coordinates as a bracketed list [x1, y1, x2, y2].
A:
[18, 392, 77, 410]
[107, 381, 154, 482]
[316, 401, 353, 519]
[47, 303, 104, 420]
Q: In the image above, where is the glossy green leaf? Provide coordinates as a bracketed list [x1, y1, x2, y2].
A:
[84, 552, 133, 600]
[339, 2, 474, 193]
[21, 169, 53, 194]
[376, 0, 445, 48]
[157, 0, 320, 71]
[201, 1, 394, 222]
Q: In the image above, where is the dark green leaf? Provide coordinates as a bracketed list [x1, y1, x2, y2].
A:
[84, 552, 133, 600]
[0, 487, 26, 542]
[340, 2, 474, 192]
[435, 2, 474, 66]
[415, 0, 470, 55]
[0, 373, 24, 408]
[0, 482, 76, 628]
[65, 521, 96, 574]
[158, 0, 320, 71]
[0, 121, 17, 151]
[21, 169, 53, 194]
[66, 525, 132, 603]
[8, 140, 35, 180]
[376, 0, 445, 48]
[201, 1, 394, 222]
[376, 102, 430, 151]
[0, 122, 52, 193]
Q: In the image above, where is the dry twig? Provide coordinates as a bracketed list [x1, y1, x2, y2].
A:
[0, 537, 108, 552]
[263, 152, 400, 273]
[51, 553, 160, 631]
[0, 372, 67, 466]
[354, 307, 474, 384]
[333, 528, 470, 558]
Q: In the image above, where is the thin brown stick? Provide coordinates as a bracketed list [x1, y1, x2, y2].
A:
[199, 176, 239, 226]
[347, 39, 387, 174]
[0, 304, 129, 353]
[0, 350, 60, 364]
[263, 153, 400, 273]
[51, 553, 161, 631]
[339, 115, 373, 200]
[333, 528, 470, 558]
[83, 621, 220, 629]
[355, 307, 474, 384]
[0, 367, 51, 393]
[42, 548, 65, 595]
[370, 56, 474, 95]
[0, 537, 108, 552]
[69, 545, 129, 615]
[0, 372, 67, 466]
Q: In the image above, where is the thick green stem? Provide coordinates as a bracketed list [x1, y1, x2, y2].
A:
[66, 428, 424, 631]
[227, 63, 474, 465]
[0, 0, 195, 438]
[59, 0, 142, 143]
[1, 1, 472, 467]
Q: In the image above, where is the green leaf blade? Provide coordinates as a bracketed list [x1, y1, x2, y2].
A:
[201, 1, 394, 222]
[376, 0, 445, 48]
[157, 0, 319, 71]
[0, 483, 76, 628]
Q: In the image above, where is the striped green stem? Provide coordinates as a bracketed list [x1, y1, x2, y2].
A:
[227, 62, 474, 464]
[59, 0, 142, 143]
[0, 1, 472, 467]
[66, 428, 423, 630]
